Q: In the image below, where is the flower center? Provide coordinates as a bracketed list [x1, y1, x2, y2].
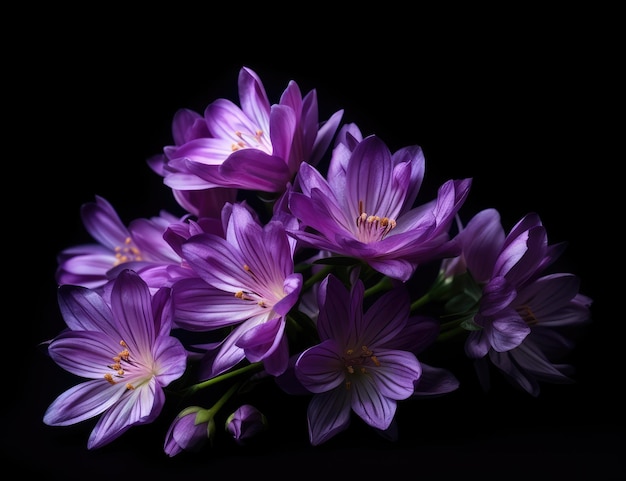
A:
[517, 305, 539, 326]
[231, 129, 271, 153]
[342, 345, 381, 390]
[354, 200, 396, 243]
[113, 237, 143, 266]
[233, 264, 281, 309]
[104, 340, 138, 390]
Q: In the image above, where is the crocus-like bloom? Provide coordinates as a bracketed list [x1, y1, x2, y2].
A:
[147, 107, 239, 218]
[55, 195, 187, 290]
[294, 275, 422, 446]
[288, 132, 472, 281]
[155, 66, 344, 195]
[443, 209, 592, 396]
[164, 406, 214, 456]
[225, 404, 268, 445]
[175, 202, 302, 377]
[43, 269, 188, 449]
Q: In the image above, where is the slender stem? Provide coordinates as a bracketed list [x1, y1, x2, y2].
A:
[303, 264, 334, 291]
[208, 382, 241, 415]
[185, 362, 264, 396]
[436, 325, 467, 342]
[410, 292, 431, 312]
[364, 276, 393, 297]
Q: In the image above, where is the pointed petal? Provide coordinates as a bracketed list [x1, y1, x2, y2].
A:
[238, 66, 271, 133]
[307, 390, 351, 446]
[88, 379, 164, 449]
[57, 284, 114, 333]
[412, 364, 460, 396]
[109, 270, 155, 354]
[296, 339, 345, 393]
[351, 374, 397, 430]
[43, 379, 124, 426]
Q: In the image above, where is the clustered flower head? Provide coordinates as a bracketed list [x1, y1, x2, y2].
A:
[43, 66, 593, 455]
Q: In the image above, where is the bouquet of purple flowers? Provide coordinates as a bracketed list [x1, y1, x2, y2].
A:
[42, 66, 592, 454]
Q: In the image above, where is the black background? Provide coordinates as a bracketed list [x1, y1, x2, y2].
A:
[7, 6, 621, 480]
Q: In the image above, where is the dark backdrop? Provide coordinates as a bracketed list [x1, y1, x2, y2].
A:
[7, 6, 621, 480]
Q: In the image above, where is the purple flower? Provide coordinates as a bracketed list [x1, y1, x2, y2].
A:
[288, 133, 472, 281]
[443, 209, 592, 395]
[155, 66, 344, 194]
[55, 195, 187, 290]
[176, 202, 302, 377]
[147, 107, 238, 218]
[462, 210, 566, 356]
[164, 406, 214, 456]
[294, 275, 422, 445]
[225, 404, 268, 445]
[43, 269, 188, 449]
[483, 275, 592, 396]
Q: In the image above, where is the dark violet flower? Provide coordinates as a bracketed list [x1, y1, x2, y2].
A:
[442, 209, 592, 396]
[294, 275, 422, 446]
[288, 133, 472, 281]
[483, 274, 592, 396]
[176, 202, 302, 377]
[461, 210, 567, 355]
[164, 406, 215, 457]
[55, 195, 188, 290]
[225, 404, 268, 445]
[43, 270, 188, 449]
[155, 66, 344, 194]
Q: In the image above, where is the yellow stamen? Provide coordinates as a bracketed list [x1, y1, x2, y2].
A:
[518, 305, 539, 326]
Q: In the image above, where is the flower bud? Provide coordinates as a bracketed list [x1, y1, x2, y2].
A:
[225, 404, 268, 445]
[164, 406, 215, 457]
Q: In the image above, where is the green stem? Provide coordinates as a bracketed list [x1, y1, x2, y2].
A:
[208, 382, 240, 415]
[184, 362, 264, 396]
[364, 276, 393, 297]
[303, 264, 334, 291]
[436, 325, 467, 342]
[410, 292, 431, 312]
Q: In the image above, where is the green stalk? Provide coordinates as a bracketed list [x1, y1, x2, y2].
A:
[410, 292, 431, 312]
[436, 325, 467, 342]
[364, 276, 393, 297]
[302, 264, 334, 291]
[184, 362, 264, 396]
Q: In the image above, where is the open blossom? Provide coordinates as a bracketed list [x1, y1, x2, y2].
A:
[174, 202, 302, 377]
[55, 195, 188, 290]
[43, 269, 188, 449]
[442, 209, 592, 395]
[42, 67, 593, 452]
[294, 275, 422, 446]
[288, 132, 472, 281]
[147, 107, 239, 218]
[152, 66, 344, 195]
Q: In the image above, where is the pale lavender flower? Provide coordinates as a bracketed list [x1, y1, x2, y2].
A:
[55, 195, 187, 290]
[175, 202, 302, 377]
[155, 66, 344, 194]
[164, 406, 214, 456]
[288, 134, 472, 281]
[294, 275, 422, 446]
[43, 269, 188, 449]
[225, 404, 268, 445]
